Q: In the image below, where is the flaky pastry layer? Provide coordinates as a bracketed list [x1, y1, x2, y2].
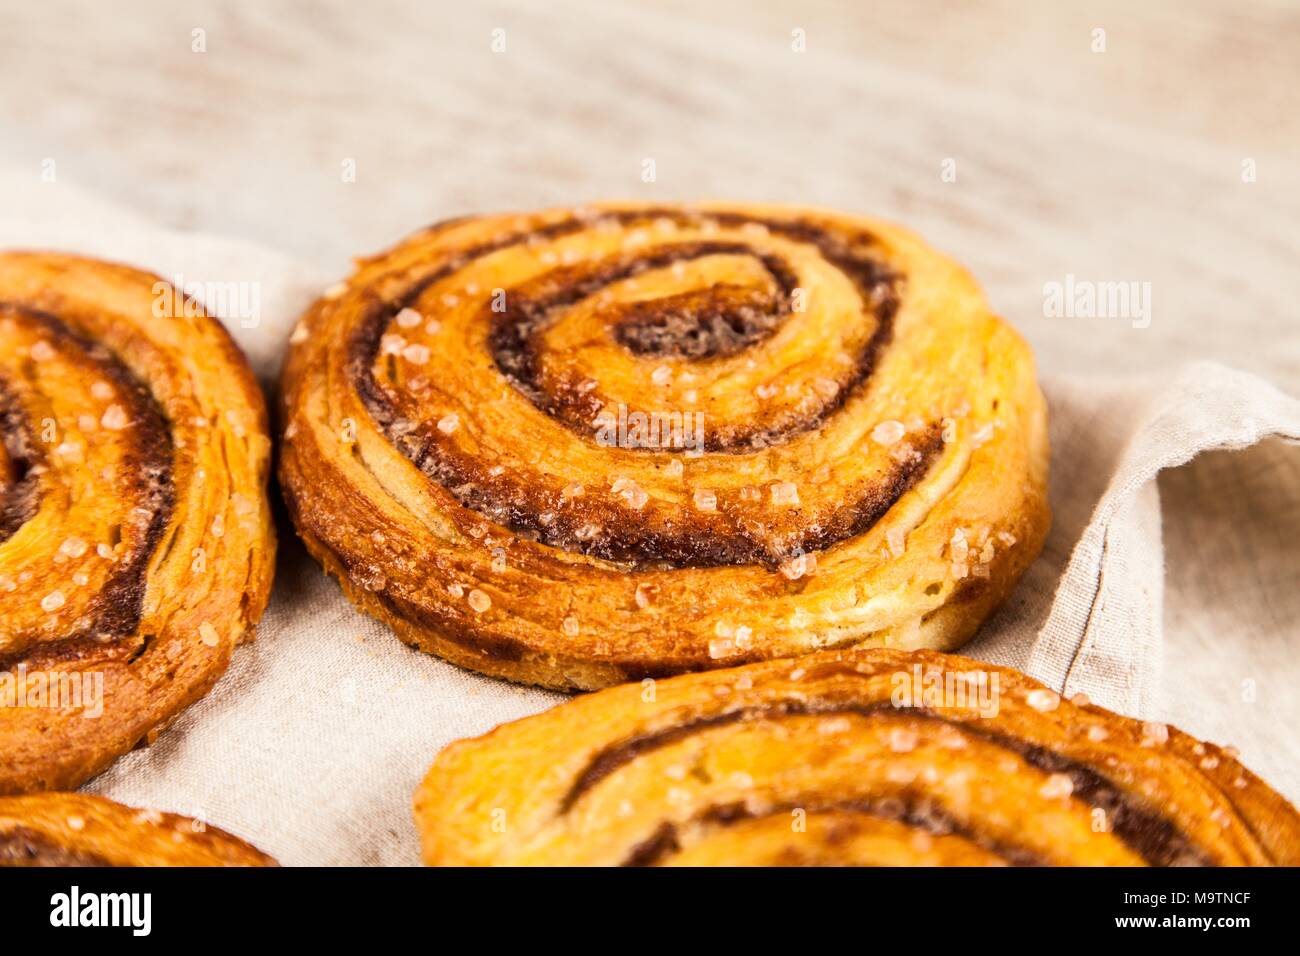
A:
[280, 204, 1049, 689]
[416, 649, 1300, 866]
[0, 792, 275, 866]
[0, 253, 275, 793]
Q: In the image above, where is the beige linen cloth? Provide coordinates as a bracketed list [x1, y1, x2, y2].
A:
[3, 170, 1298, 865]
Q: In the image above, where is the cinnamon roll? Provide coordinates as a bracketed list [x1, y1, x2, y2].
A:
[414, 648, 1300, 866]
[280, 204, 1049, 690]
[0, 793, 275, 866]
[0, 253, 275, 793]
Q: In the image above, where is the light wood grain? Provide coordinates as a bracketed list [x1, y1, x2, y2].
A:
[2, 0, 1295, 385]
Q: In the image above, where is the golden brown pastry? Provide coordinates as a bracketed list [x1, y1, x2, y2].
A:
[0, 253, 275, 794]
[415, 648, 1300, 866]
[0, 792, 276, 866]
[280, 204, 1049, 690]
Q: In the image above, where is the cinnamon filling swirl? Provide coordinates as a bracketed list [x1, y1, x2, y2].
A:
[284, 203, 1053, 690]
[0, 379, 44, 544]
[415, 651, 1293, 866]
[565, 697, 1211, 867]
[345, 210, 920, 569]
[0, 303, 174, 672]
[0, 827, 110, 867]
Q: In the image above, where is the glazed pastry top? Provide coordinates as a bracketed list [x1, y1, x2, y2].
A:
[415, 648, 1300, 866]
[0, 253, 275, 794]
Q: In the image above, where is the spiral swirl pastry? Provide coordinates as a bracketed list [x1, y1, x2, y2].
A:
[280, 204, 1049, 690]
[0, 253, 275, 793]
[0, 793, 276, 866]
[415, 648, 1300, 866]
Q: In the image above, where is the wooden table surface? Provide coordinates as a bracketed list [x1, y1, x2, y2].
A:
[3, 0, 1296, 385]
